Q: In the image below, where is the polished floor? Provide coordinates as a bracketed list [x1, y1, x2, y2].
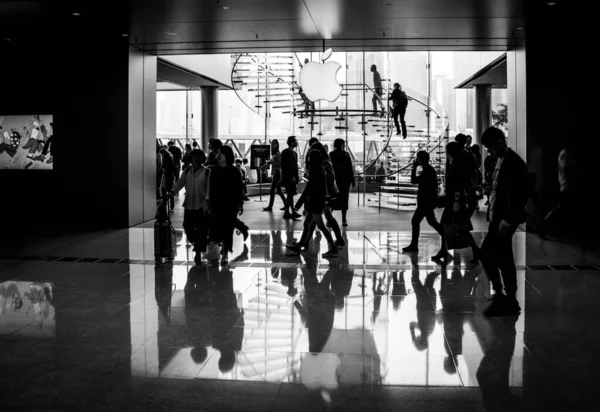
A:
[1, 196, 599, 411]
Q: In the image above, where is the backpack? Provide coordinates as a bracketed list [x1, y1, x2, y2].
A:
[398, 91, 409, 108]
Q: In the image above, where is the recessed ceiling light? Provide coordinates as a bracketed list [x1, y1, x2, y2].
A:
[516, 27, 523, 30]
[122, 33, 129, 37]
[547, 1, 556, 5]
[221, 6, 231, 10]
[72, 12, 81, 16]
[5, 38, 11, 42]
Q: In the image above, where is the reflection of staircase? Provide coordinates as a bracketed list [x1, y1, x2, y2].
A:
[236, 282, 302, 381]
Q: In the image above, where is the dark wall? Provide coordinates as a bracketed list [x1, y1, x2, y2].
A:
[0, 36, 155, 229]
[525, 1, 596, 231]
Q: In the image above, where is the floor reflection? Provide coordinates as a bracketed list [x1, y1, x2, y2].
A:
[0, 280, 55, 336]
[127, 230, 527, 398]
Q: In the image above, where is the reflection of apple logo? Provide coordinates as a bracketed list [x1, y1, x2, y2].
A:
[299, 48, 342, 102]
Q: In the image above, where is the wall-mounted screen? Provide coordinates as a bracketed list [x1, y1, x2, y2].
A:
[0, 114, 53, 170]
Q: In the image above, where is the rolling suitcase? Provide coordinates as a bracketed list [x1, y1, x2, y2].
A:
[154, 197, 176, 262]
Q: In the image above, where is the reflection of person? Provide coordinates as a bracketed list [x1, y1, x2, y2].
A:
[206, 145, 244, 265]
[480, 127, 529, 317]
[473, 313, 520, 411]
[183, 266, 213, 365]
[409, 269, 437, 352]
[208, 265, 244, 373]
[170, 149, 210, 264]
[330, 138, 355, 227]
[262, 139, 286, 212]
[370, 64, 386, 116]
[389, 82, 408, 138]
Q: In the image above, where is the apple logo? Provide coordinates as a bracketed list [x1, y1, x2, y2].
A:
[299, 48, 342, 102]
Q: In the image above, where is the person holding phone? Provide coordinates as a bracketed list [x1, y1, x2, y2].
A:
[402, 151, 443, 253]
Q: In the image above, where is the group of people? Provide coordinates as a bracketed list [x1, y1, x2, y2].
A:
[403, 126, 530, 317]
[165, 138, 245, 265]
[259, 136, 356, 257]
[370, 64, 409, 138]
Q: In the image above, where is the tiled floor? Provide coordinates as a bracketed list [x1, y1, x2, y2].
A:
[1, 197, 599, 411]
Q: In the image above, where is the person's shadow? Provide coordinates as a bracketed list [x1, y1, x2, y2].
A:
[473, 314, 521, 411]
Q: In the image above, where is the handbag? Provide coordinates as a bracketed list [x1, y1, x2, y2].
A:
[443, 219, 472, 250]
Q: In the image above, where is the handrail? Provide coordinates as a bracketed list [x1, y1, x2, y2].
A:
[231, 53, 449, 184]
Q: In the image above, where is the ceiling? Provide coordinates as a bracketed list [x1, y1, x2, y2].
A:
[455, 53, 507, 89]
[1, 0, 566, 54]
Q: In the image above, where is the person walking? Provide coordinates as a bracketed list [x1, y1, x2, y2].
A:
[281, 136, 302, 219]
[235, 158, 250, 201]
[206, 145, 244, 265]
[483, 152, 497, 206]
[433, 142, 480, 265]
[455, 133, 481, 216]
[204, 138, 223, 168]
[480, 126, 529, 317]
[182, 143, 193, 171]
[287, 150, 339, 258]
[389, 83, 409, 138]
[288, 142, 345, 252]
[167, 141, 183, 181]
[159, 147, 176, 212]
[370, 64, 386, 117]
[262, 139, 287, 212]
[294, 137, 319, 214]
[170, 149, 210, 264]
[329, 138, 356, 227]
[402, 151, 443, 253]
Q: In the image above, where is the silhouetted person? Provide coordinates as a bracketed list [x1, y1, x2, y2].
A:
[167, 141, 183, 181]
[170, 149, 209, 264]
[206, 145, 244, 265]
[330, 138, 355, 227]
[262, 139, 286, 212]
[204, 138, 223, 168]
[389, 82, 409, 138]
[281, 135, 302, 219]
[159, 147, 176, 212]
[480, 127, 529, 317]
[182, 143, 193, 171]
[295, 137, 319, 213]
[434, 142, 480, 265]
[370, 64, 386, 116]
[409, 267, 437, 352]
[376, 161, 386, 182]
[402, 151, 443, 253]
[455, 133, 481, 217]
[483, 152, 497, 206]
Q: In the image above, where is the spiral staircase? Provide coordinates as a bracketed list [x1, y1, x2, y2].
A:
[231, 53, 450, 211]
